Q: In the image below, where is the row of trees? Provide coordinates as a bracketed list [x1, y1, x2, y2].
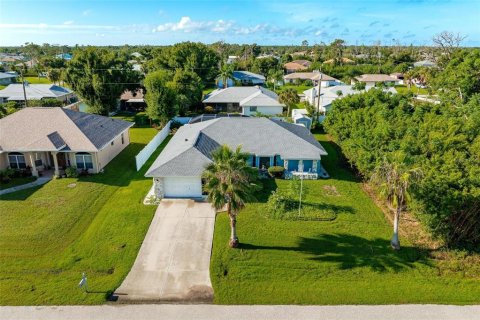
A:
[323, 49, 480, 249]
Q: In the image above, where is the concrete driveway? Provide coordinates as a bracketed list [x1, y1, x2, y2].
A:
[115, 199, 216, 303]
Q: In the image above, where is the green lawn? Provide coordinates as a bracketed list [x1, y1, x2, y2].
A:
[0, 127, 168, 305]
[210, 133, 480, 305]
[0, 176, 37, 191]
[395, 85, 430, 95]
[23, 77, 52, 84]
[276, 84, 311, 95]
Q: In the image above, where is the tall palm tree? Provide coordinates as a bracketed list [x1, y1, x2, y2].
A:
[218, 64, 234, 88]
[371, 155, 422, 250]
[279, 89, 300, 117]
[203, 145, 259, 248]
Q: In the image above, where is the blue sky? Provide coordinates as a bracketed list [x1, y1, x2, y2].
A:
[0, 0, 479, 46]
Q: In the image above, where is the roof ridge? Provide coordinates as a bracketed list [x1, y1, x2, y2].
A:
[59, 108, 98, 150]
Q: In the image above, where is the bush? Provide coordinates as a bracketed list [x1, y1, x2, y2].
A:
[204, 106, 215, 113]
[268, 166, 285, 178]
[65, 166, 78, 178]
[0, 168, 15, 183]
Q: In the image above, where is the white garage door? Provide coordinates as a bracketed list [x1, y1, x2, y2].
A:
[163, 176, 203, 198]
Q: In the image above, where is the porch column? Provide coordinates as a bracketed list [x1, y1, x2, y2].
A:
[313, 160, 318, 173]
[283, 159, 288, 170]
[51, 152, 60, 177]
[29, 153, 38, 177]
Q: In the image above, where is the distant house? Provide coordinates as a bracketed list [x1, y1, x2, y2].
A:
[131, 52, 143, 59]
[145, 117, 327, 198]
[284, 60, 312, 73]
[283, 71, 341, 87]
[0, 84, 75, 104]
[0, 72, 18, 85]
[352, 74, 398, 88]
[0, 107, 133, 177]
[15, 59, 37, 69]
[291, 109, 312, 130]
[390, 73, 404, 85]
[256, 53, 280, 60]
[55, 53, 73, 60]
[226, 55, 239, 64]
[413, 60, 437, 68]
[323, 57, 354, 64]
[119, 89, 146, 112]
[216, 70, 266, 88]
[203, 86, 284, 116]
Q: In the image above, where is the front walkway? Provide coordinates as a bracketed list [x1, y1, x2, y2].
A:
[0, 176, 52, 196]
[114, 199, 216, 303]
[1, 304, 479, 320]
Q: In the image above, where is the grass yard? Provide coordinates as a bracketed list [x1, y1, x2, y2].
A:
[210, 133, 480, 305]
[23, 77, 52, 84]
[0, 126, 169, 305]
[395, 85, 430, 95]
[0, 176, 37, 191]
[276, 84, 310, 95]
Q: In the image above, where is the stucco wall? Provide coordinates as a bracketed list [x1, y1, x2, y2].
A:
[96, 129, 130, 172]
[243, 106, 283, 116]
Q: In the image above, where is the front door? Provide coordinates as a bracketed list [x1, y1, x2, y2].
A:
[57, 153, 67, 168]
[259, 157, 270, 169]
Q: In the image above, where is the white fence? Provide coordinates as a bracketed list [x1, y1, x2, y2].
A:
[135, 121, 171, 171]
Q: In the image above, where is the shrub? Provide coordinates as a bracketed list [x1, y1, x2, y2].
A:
[0, 168, 15, 183]
[204, 106, 215, 113]
[65, 166, 78, 178]
[268, 166, 285, 178]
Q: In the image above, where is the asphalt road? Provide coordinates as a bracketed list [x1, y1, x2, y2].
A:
[1, 304, 479, 320]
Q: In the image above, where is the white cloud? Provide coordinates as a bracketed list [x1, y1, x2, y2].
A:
[154, 16, 233, 33]
[63, 20, 74, 25]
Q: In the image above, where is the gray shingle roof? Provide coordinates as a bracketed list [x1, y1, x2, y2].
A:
[145, 117, 327, 177]
[203, 86, 284, 107]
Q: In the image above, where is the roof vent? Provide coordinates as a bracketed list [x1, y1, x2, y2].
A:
[185, 138, 188, 142]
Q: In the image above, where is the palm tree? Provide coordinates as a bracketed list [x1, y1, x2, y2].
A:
[268, 69, 284, 92]
[279, 88, 300, 117]
[370, 155, 422, 250]
[203, 145, 260, 248]
[218, 64, 234, 88]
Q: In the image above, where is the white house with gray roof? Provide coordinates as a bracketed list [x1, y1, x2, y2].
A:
[145, 117, 327, 198]
[0, 84, 75, 103]
[0, 107, 133, 177]
[202, 86, 284, 116]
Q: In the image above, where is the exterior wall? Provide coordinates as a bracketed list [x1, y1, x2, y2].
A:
[243, 106, 283, 116]
[303, 160, 313, 172]
[275, 155, 283, 166]
[96, 129, 130, 172]
[0, 153, 7, 170]
[287, 160, 299, 171]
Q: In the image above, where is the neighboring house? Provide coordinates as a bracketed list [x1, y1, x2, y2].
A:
[256, 53, 280, 60]
[131, 52, 143, 59]
[145, 117, 327, 198]
[55, 53, 73, 60]
[352, 74, 398, 88]
[284, 60, 312, 73]
[303, 85, 397, 115]
[323, 57, 355, 64]
[413, 60, 437, 68]
[0, 107, 133, 177]
[0, 72, 17, 85]
[216, 70, 266, 88]
[0, 84, 75, 104]
[119, 89, 146, 112]
[390, 72, 404, 85]
[283, 71, 341, 87]
[15, 59, 37, 69]
[203, 86, 284, 116]
[226, 55, 239, 64]
[291, 109, 312, 129]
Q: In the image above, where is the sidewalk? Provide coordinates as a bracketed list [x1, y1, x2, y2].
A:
[0, 176, 51, 196]
[1, 304, 479, 320]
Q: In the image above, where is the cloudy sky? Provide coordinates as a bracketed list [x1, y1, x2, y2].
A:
[0, 0, 479, 46]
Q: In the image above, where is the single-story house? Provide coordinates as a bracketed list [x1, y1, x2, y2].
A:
[0, 84, 75, 104]
[203, 86, 284, 116]
[283, 71, 341, 87]
[304, 85, 397, 115]
[352, 74, 398, 88]
[216, 71, 266, 88]
[55, 53, 73, 60]
[15, 59, 37, 69]
[390, 72, 404, 85]
[226, 55, 239, 64]
[323, 57, 354, 64]
[284, 60, 312, 73]
[0, 107, 133, 177]
[413, 60, 437, 68]
[119, 88, 146, 112]
[145, 117, 327, 198]
[0, 72, 17, 85]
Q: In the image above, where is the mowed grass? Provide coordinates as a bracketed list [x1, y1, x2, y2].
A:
[395, 85, 430, 95]
[210, 133, 480, 305]
[23, 77, 52, 84]
[0, 176, 37, 190]
[0, 127, 168, 305]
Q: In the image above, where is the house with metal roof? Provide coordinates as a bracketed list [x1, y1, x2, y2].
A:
[0, 84, 75, 104]
[0, 72, 18, 85]
[216, 70, 266, 88]
[283, 71, 341, 87]
[352, 74, 399, 88]
[0, 107, 133, 177]
[203, 86, 284, 116]
[146, 117, 327, 198]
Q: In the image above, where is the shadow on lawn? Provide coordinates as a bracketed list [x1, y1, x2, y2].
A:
[240, 233, 431, 272]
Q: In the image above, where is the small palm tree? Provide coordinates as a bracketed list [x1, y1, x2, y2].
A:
[279, 88, 300, 117]
[218, 64, 234, 88]
[371, 155, 422, 250]
[203, 145, 260, 248]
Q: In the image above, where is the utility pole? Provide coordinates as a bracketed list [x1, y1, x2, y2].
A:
[20, 69, 28, 108]
[315, 71, 323, 125]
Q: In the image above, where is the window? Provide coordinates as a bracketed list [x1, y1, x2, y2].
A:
[75, 152, 93, 170]
[8, 152, 26, 169]
[250, 106, 257, 112]
[121, 133, 124, 144]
